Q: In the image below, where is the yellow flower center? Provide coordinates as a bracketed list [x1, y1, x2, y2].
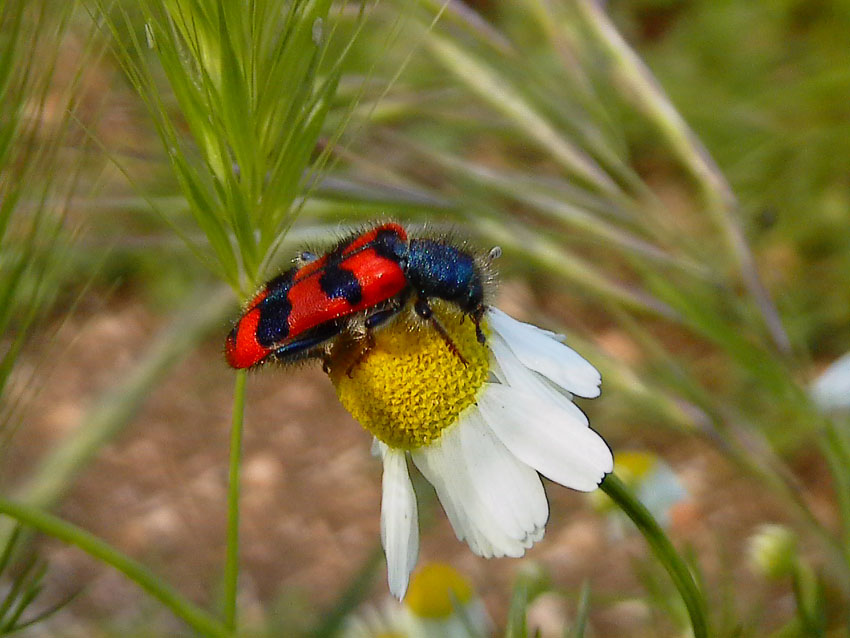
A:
[327, 300, 489, 449]
[404, 563, 475, 619]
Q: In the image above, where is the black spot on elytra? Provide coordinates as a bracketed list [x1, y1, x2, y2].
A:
[264, 268, 296, 297]
[320, 265, 362, 305]
[256, 297, 292, 346]
[255, 268, 296, 347]
[372, 227, 408, 263]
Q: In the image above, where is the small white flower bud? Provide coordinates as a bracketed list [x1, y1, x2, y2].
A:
[747, 523, 798, 580]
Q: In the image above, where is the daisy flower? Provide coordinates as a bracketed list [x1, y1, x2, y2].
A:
[326, 300, 613, 599]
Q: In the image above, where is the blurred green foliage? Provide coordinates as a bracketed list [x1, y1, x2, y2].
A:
[611, 0, 850, 356]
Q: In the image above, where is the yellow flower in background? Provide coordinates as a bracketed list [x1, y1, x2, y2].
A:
[589, 450, 688, 535]
[327, 301, 612, 598]
[403, 563, 492, 638]
[342, 563, 491, 638]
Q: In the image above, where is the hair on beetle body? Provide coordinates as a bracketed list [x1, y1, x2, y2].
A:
[224, 221, 500, 373]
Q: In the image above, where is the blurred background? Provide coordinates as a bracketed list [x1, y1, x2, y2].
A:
[2, 0, 850, 636]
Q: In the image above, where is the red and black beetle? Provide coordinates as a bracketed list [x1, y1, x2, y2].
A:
[225, 222, 497, 370]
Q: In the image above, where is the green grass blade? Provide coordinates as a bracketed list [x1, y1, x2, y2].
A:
[568, 0, 790, 353]
[421, 28, 619, 198]
[504, 577, 529, 638]
[567, 581, 591, 638]
[95, 0, 349, 294]
[0, 499, 230, 638]
[0, 555, 36, 625]
[475, 218, 677, 319]
[1, 562, 46, 632]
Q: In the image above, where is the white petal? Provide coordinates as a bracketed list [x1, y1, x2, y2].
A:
[381, 449, 419, 599]
[478, 383, 613, 491]
[411, 434, 496, 557]
[458, 410, 549, 543]
[488, 308, 601, 398]
[811, 351, 850, 412]
[411, 441, 502, 558]
[489, 336, 590, 427]
[412, 424, 530, 558]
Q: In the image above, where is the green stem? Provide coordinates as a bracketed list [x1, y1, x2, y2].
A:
[791, 562, 824, 638]
[0, 499, 229, 638]
[600, 473, 708, 638]
[820, 421, 850, 567]
[223, 370, 247, 630]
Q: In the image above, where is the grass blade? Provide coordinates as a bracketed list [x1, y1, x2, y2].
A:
[0, 499, 229, 638]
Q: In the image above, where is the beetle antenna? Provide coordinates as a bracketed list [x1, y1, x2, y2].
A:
[413, 297, 468, 366]
[428, 315, 468, 366]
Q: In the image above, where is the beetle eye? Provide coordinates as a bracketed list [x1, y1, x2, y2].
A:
[298, 250, 319, 264]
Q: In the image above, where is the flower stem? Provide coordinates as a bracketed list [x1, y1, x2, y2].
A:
[223, 370, 247, 630]
[819, 421, 850, 567]
[0, 499, 229, 638]
[600, 473, 708, 638]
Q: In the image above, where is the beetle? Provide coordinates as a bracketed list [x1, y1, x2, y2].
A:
[224, 222, 498, 371]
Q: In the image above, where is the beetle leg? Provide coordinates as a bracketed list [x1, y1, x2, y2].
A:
[345, 330, 376, 378]
[364, 305, 402, 330]
[414, 297, 468, 366]
[474, 321, 486, 345]
[472, 306, 487, 345]
[345, 296, 409, 376]
[272, 328, 338, 365]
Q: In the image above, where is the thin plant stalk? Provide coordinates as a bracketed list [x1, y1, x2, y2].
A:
[819, 422, 850, 567]
[223, 370, 247, 630]
[475, 218, 678, 319]
[421, 28, 621, 200]
[568, 581, 592, 638]
[600, 473, 708, 638]
[570, 0, 790, 354]
[0, 499, 230, 638]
